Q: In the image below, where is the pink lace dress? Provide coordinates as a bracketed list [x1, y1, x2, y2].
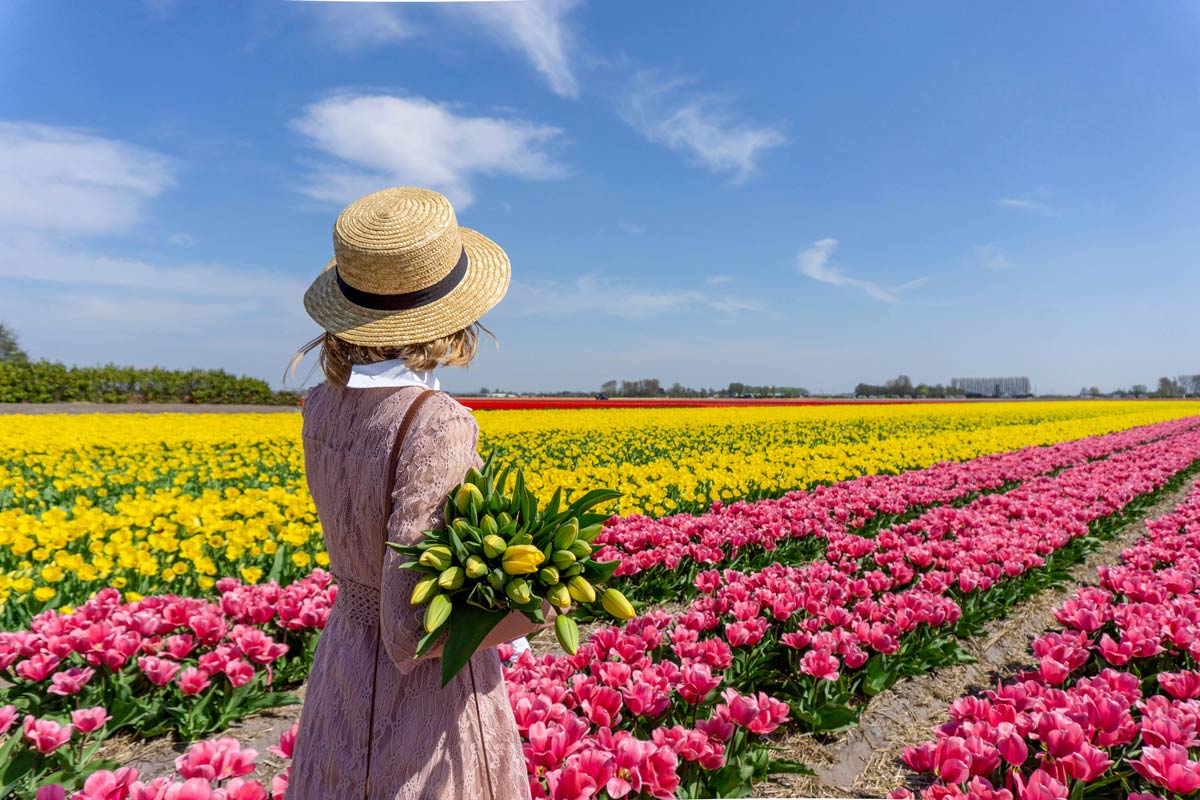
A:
[286, 384, 531, 800]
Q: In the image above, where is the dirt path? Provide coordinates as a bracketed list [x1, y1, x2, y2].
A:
[754, 478, 1198, 799]
[0, 403, 299, 415]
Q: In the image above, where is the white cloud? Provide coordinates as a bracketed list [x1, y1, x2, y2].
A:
[975, 244, 1008, 270]
[290, 93, 567, 208]
[0, 121, 175, 236]
[309, 3, 417, 50]
[169, 233, 197, 247]
[997, 196, 1065, 218]
[617, 221, 645, 235]
[503, 273, 761, 319]
[796, 238, 926, 303]
[467, 0, 581, 98]
[621, 72, 785, 182]
[705, 274, 733, 285]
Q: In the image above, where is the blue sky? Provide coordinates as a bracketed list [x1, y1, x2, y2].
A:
[1, 1, 1198, 394]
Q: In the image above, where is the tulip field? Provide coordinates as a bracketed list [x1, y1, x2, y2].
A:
[3, 399, 1200, 799]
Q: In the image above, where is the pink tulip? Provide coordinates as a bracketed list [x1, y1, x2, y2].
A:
[177, 667, 212, 696]
[138, 656, 181, 687]
[70, 706, 112, 734]
[49, 666, 96, 696]
[0, 704, 17, 736]
[268, 722, 298, 759]
[35, 786, 65, 800]
[23, 715, 73, 754]
[72, 767, 138, 800]
[223, 659, 255, 688]
[1131, 744, 1200, 795]
[15, 652, 60, 682]
[175, 737, 258, 782]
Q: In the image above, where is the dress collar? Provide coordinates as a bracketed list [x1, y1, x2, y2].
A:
[345, 358, 440, 390]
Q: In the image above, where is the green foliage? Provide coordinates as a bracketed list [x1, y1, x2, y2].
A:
[0, 322, 28, 364]
[0, 360, 301, 405]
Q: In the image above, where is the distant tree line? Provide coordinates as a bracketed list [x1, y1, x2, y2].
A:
[1085, 376, 1198, 398]
[0, 322, 300, 405]
[597, 379, 810, 398]
[854, 374, 958, 398]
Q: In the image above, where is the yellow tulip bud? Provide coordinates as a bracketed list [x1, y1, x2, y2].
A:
[419, 545, 452, 571]
[464, 556, 489, 579]
[555, 615, 580, 655]
[505, 578, 532, 605]
[423, 593, 452, 633]
[546, 583, 571, 609]
[601, 588, 635, 620]
[438, 566, 465, 591]
[566, 576, 596, 604]
[553, 519, 579, 550]
[411, 575, 439, 605]
[501, 544, 545, 575]
[538, 566, 560, 586]
[454, 484, 485, 516]
[483, 535, 508, 559]
[551, 550, 576, 570]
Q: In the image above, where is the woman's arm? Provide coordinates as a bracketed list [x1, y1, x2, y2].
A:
[377, 393, 552, 671]
[377, 393, 478, 671]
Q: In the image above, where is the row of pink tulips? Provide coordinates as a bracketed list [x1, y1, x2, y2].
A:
[594, 416, 1200, 598]
[31, 723, 296, 800]
[501, 612, 792, 799]
[898, 478, 1200, 799]
[0, 572, 335, 739]
[681, 426, 1200, 729]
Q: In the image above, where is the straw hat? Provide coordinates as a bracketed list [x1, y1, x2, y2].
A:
[304, 187, 510, 346]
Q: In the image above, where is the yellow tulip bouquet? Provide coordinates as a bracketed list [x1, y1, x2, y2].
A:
[389, 452, 633, 685]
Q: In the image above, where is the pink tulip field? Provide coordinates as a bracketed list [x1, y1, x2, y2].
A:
[6, 413, 1200, 798]
[897, 477, 1200, 799]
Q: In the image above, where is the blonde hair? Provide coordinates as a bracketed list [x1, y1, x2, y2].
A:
[287, 322, 494, 388]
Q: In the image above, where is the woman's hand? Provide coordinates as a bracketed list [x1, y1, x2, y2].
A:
[415, 601, 565, 663]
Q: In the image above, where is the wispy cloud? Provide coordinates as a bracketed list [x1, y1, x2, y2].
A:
[796, 238, 926, 303]
[705, 274, 733, 285]
[290, 92, 568, 208]
[467, 0, 581, 98]
[997, 195, 1065, 218]
[616, 220, 645, 235]
[0, 121, 309, 376]
[975, 244, 1009, 270]
[504, 273, 761, 319]
[309, 3, 417, 50]
[0, 121, 175, 236]
[621, 72, 785, 182]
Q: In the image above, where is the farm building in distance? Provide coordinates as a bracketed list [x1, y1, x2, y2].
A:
[950, 376, 1033, 398]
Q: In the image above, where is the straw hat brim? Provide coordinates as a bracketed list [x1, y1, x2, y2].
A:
[303, 226, 510, 346]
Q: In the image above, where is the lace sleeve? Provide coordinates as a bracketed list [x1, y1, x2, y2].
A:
[378, 393, 482, 674]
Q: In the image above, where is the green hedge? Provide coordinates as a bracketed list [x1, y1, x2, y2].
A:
[0, 361, 301, 405]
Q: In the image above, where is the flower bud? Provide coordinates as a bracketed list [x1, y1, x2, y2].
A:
[464, 556, 489, 579]
[566, 576, 596, 604]
[553, 519, 579, 550]
[550, 550, 577, 570]
[546, 583, 571, 609]
[419, 545, 453, 571]
[505, 578, 532, 606]
[487, 569, 507, 592]
[451, 518, 480, 541]
[480, 515, 499, 537]
[537, 566, 560, 586]
[438, 566, 465, 591]
[411, 576, 439, 605]
[555, 615, 580, 655]
[423, 593, 451, 633]
[601, 588, 635, 620]
[568, 540, 592, 559]
[578, 523, 604, 543]
[482, 535, 507, 559]
[501, 544, 545, 575]
[454, 484, 485, 516]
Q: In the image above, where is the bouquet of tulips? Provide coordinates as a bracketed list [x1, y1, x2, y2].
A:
[389, 452, 633, 685]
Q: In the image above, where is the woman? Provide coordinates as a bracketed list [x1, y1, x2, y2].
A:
[286, 187, 542, 800]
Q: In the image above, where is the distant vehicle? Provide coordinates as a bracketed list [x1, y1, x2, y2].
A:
[594, 393, 608, 400]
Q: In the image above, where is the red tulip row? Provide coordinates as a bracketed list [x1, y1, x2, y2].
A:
[898, 478, 1200, 800]
[594, 416, 1200, 600]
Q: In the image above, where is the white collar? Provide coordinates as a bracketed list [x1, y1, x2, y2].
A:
[346, 358, 441, 390]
